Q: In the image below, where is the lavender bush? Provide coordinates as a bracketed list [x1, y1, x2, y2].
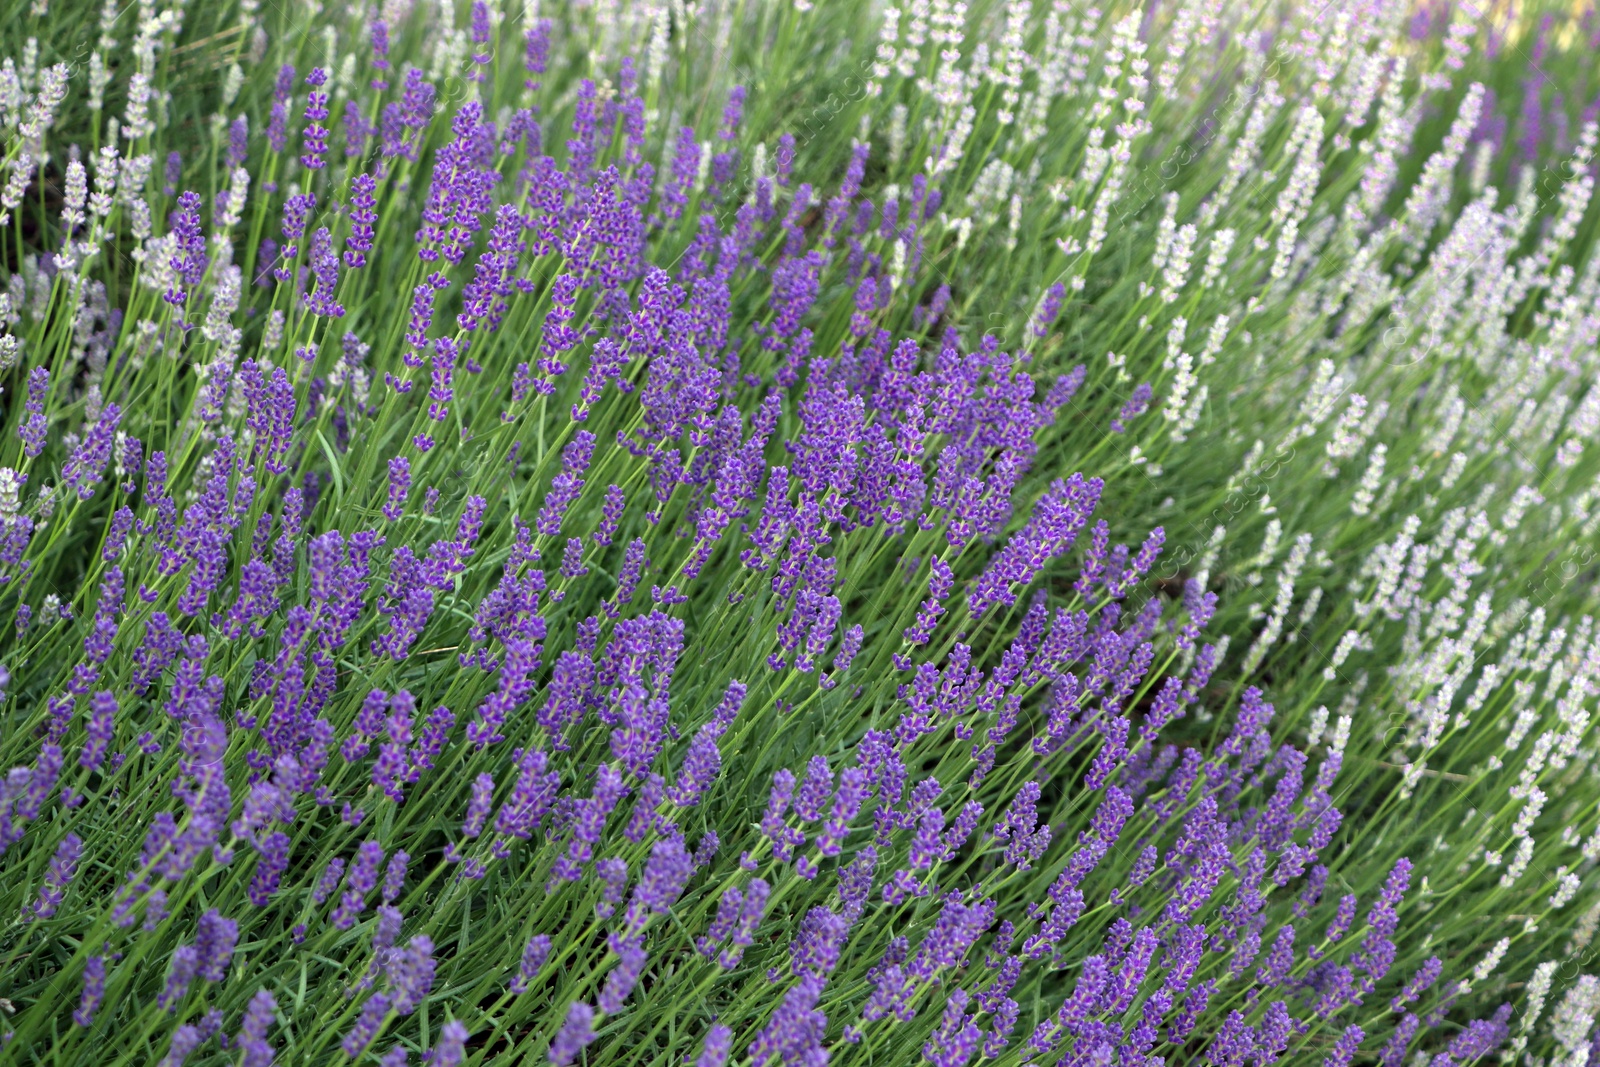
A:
[2, 0, 1600, 1064]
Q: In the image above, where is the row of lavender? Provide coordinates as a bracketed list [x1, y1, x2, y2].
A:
[1, 0, 1599, 1065]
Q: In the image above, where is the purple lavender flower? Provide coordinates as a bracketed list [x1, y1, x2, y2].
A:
[196, 908, 239, 981]
[345, 172, 378, 268]
[668, 718, 726, 807]
[747, 975, 828, 1065]
[718, 878, 771, 968]
[160, 946, 198, 1010]
[312, 857, 347, 908]
[382, 850, 409, 904]
[432, 1021, 469, 1067]
[78, 690, 116, 771]
[384, 457, 411, 521]
[388, 935, 435, 1014]
[273, 194, 315, 280]
[63, 402, 122, 499]
[248, 831, 291, 907]
[300, 68, 330, 170]
[624, 837, 694, 932]
[19, 367, 47, 457]
[393, 70, 436, 161]
[342, 992, 391, 1058]
[1392, 956, 1443, 1011]
[333, 840, 386, 929]
[510, 934, 552, 994]
[788, 906, 851, 978]
[28, 832, 82, 919]
[227, 116, 249, 168]
[494, 746, 559, 842]
[163, 1024, 202, 1067]
[1380, 1014, 1419, 1067]
[1323, 1024, 1364, 1067]
[775, 134, 795, 185]
[1032, 282, 1068, 338]
[599, 942, 648, 1013]
[459, 204, 526, 333]
[266, 65, 295, 151]
[1110, 383, 1153, 433]
[549, 1003, 596, 1066]
[369, 19, 391, 85]
[72, 955, 105, 1026]
[923, 989, 980, 1067]
[462, 773, 495, 840]
[538, 432, 596, 536]
[1446, 1006, 1512, 1062]
[236, 989, 278, 1067]
[344, 99, 374, 158]
[523, 20, 551, 88]
[470, 1, 489, 71]
[760, 769, 804, 862]
[304, 227, 345, 318]
[165, 193, 207, 306]
[241, 362, 296, 474]
[696, 1025, 733, 1067]
[700, 887, 744, 960]
[793, 757, 833, 822]
[969, 474, 1102, 615]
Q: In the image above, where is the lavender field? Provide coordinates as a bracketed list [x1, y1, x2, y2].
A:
[2, 0, 1600, 1064]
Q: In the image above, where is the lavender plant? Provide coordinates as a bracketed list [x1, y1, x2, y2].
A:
[2, 0, 1600, 1065]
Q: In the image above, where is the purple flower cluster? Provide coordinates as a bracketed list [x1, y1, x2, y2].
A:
[0, 15, 1543, 1067]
